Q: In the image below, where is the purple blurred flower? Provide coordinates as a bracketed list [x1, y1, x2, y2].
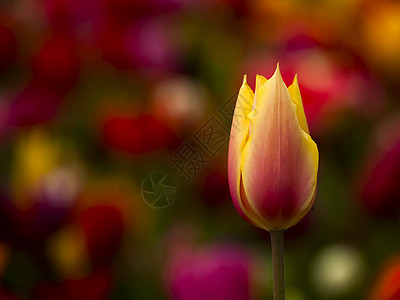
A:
[165, 243, 253, 300]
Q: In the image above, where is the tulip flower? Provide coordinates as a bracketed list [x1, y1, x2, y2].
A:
[228, 64, 319, 231]
[228, 64, 319, 299]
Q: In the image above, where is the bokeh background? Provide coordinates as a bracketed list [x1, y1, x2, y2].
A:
[1, 0, 400, 299]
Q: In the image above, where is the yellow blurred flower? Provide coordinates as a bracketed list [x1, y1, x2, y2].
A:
[48, 225, 90, 277]
[11, 128, 82, 208]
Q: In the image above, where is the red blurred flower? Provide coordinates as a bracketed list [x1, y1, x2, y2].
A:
[31, 35, 80, 91]
[80, 205, 124, 266]
[103, 114, 179, 154]
[0, 23, 17, 72]
[370, 257, 400, 300]
[165, 243, 254, 300]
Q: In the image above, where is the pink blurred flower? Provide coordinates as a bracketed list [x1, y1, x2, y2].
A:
[165, 243, 254, 300]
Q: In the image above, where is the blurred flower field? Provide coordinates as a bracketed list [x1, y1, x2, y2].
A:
[0, 0, 400, 299]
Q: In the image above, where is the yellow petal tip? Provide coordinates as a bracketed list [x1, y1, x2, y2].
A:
[255, 74, 267, 90]
[293, 74, 298, 85]
[273, 63, 282, 79]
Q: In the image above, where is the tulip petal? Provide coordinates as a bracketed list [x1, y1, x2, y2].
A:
[228, 76, 269, 228]
[242, 66, 318, 230]
[288, 75, 309, 134]
[251, 75, 268, 117]
[256, 75, 268, 88]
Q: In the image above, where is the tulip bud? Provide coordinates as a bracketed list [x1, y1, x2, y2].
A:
[228, 64, 319, 231]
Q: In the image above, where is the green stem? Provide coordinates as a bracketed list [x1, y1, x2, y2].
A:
[270, 230, 285, 300]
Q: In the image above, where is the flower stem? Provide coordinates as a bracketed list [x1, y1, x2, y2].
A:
[270, 230, 285, 300]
